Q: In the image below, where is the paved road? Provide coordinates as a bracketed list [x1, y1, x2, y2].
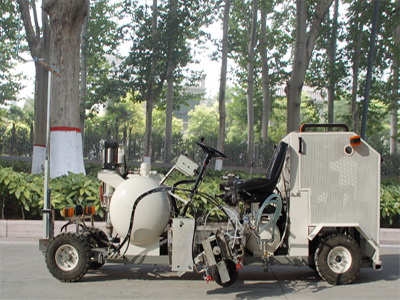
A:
[0, 238, 399, 300]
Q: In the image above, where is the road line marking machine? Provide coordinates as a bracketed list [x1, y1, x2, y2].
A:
[40, 123, 381, 286]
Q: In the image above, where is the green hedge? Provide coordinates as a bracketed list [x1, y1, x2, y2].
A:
[381, 178, 400, 227]
[0, 166, 398, 228]
[0, 167, 102, 219]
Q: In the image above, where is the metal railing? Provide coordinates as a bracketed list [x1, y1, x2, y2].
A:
[1, 134, 399, 176]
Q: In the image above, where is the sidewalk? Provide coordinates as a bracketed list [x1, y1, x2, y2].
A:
[1, 219, 399, 244]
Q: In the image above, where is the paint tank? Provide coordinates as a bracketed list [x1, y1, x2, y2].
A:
[110, 176, 170, 246]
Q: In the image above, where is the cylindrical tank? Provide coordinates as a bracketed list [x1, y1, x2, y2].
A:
[110, 176, 170, 246]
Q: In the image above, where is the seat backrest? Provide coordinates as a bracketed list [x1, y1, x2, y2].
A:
[265, 141, 288, 183]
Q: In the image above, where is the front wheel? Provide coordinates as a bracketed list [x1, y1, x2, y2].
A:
[314, 234, 362, 285]
[45, 232, 91, 282]
[211, 259, 238, 287]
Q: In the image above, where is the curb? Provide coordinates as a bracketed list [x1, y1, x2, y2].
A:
[0, 220, 107, 239]
[1, 220, 399, 244]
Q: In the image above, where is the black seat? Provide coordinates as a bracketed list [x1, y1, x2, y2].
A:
[234, 141, 288, 203]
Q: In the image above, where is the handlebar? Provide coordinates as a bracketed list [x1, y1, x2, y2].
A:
[300, 123, 349, 132]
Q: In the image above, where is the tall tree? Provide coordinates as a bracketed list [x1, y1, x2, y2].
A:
[216, 0, 231, 170]
[84, 0, 122, 113]
[259, 3, 271, 145]
[347, 1, 367, 133]
[164, 0, 178, 164]
[246, 0, 258, 167]
[144, 0, 159, 159]
[122, 0, 213, 161]
[17, 0, 50, 174]
[286, 0, 334, 133]
[327, 0, 339, 124]
[390, 0, 399, 155]
[360, 0, 380, 139]
[43, 0, 89, 177]
[0, 1, 22, 104]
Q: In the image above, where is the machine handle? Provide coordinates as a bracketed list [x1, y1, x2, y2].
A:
[298, 137, 303, 154]
[300, 123, 349, 132]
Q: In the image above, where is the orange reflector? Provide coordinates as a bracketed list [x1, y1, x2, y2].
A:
[60, 205, 96, 217]
[85, 205, 96, 215]
[100, 184, 104, 204]
[60, 207, 74, 218]
[350, 135, 362, 146]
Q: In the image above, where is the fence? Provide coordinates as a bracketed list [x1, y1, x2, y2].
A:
[83, 134, 276, 169]
[1, 133, 399, 176]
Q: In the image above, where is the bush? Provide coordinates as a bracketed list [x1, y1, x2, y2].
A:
[381, 178, 400, 227]
[0, 160, 31, 173]
[1, 164, 398, 228]
[0, 167, 102, 219]
[0, 167, 42, 219]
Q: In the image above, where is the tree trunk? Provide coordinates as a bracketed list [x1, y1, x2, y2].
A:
[246, 0, 258, 167]
[327, 0, 339, 125]
[164, 70, 174, 164]
[390, 1, 399, 154]
[80, 4, 89, 149]
[360, 0, 379, 140]
[164, 0, 178, 164]
[351, 21, 363, 133]
[43, 0, 89, 178]
[216, 0, 231, 171]
[286, 0, 334, 133]
[260, 7, 271, 145]
[144, 0, 158, 159]
[17, 0, 50, 174]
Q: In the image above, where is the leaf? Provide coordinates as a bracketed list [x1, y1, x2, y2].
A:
[24, 190, 30, 200]
[15, 189, 21, 199]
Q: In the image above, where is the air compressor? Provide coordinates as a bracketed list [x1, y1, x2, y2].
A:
[41, 124, 381, 286]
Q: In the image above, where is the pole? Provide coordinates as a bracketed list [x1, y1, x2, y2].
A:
[36, 59, 61, 240]
[43, 70, 52, 239]
[360, 0, 379, 139]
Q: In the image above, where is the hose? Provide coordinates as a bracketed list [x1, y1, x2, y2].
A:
[255, 193, 282, 240]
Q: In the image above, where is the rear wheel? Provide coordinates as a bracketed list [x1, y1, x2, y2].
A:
[46, 232, 91, 282]
[315, 234, 361, 285]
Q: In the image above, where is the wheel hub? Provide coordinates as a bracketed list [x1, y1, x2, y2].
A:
[327, 246, 352, 274]
[55, 244, 79, 271]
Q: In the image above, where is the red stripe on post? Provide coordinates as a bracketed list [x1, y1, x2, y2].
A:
[33, 144, 46, 148]
[50, 126, 81, 133]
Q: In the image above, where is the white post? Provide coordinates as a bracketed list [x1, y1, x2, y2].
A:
[43, 69, 52, 240]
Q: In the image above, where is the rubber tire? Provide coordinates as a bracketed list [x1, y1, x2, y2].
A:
[81, 227, 109, 270]
[45, 232, 91, 282]
[314, 234, 362, 285]
[211, 259, 238, 287]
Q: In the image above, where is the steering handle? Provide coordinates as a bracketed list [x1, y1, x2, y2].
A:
[195, 141, 227, 159]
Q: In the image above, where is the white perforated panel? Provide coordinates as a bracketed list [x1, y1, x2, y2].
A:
[298, 132, 380, 243]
